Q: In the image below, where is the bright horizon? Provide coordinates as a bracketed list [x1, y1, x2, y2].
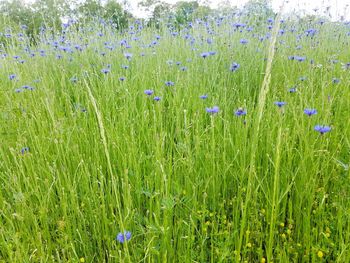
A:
[126, 0, 350, 21]
[2, 0, 350, 21]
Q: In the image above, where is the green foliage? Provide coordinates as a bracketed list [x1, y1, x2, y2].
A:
[243, 0, 276, 23]
[173, 1, 199, 26]
[1, 2, 350, 263]
[0, 0, 41, 42]
[0, 0, 131, 39]
[32, 0, 71, 30]
[77, 0, 101, 17]
[192, 5, 212, 20]
[104, 0, 131, 30]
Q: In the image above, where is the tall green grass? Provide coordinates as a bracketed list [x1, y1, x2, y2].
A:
[0, 14, 350, 262]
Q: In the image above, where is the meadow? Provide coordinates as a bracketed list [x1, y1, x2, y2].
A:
[0, 12, 350, 262]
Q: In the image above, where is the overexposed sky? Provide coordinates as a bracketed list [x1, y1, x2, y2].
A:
[127, 0, 350, 20]
[4, 0, 350, 21]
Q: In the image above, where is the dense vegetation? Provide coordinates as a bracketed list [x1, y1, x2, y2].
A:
[0, 0, 350, 262]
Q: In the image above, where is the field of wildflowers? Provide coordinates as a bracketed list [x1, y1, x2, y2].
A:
[0, 11, 350, 263]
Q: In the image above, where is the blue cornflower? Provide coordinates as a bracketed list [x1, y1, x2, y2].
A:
[304, 108, 317, 116]
[70, 76, 78, 83]
[288, 87, 297, 93]
[274, 101, 286, 107]
[305, 28, 317, 37]
[206, 106, 219, 114]
[230, 62, 240, 72]
[331, 59, 339, 64]
[200, 52, 210, 58]
[21, 147, 30, 154]
[124, 53, 132, 60]
[144, 90, 153, 95]
[119, 77, 126, 81]
[314, 125, 331, 134]
[180, 66, 187, 71]
[341, 62, 350, 70]
[332, 78, 340, 84]
[235, 108, 247, 116]
[22, 85, 34, 91]
[154, 96, 161, 101]
[9, 74, 16, 80]
[199, 94, 208, 99]
[295, 56, 306, 62]
[234, 22, 246, 28]
[116, 231, 131, 243]
[165, 81, 174, 86]
[240, 39, 248, 44]
[101, 68, 110, 74]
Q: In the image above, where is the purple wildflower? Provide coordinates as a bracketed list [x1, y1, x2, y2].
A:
[206, 106, 219, 114]
[200, 52, 210, 58]
[332, 78, 340, 84]
[101, 68, 110, 74]
[288, 87, 297, 93]
[116, 231, 131, 243]
[22, 85, 34, 91]
[230, 62, 240, 72]
[9, 74, 16, 80]
[21, 147, 30, 154]
[274, 101, 286, 107]
[124, 53, 132, 60]
[295, 56, 306, 62]
[314, 125, 331, 134]
[144, 90, 154, 95]
[235, 108, 247, 116]
[304, 108, 317, 116]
